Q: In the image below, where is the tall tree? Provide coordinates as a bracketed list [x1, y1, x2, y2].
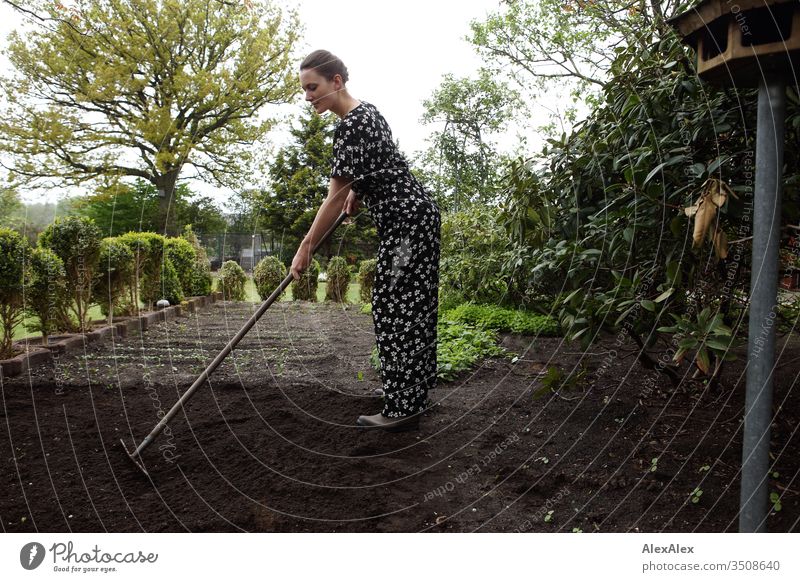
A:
[73, 180, 227, 236]
[256, 109, 377, 259]
[469, 0, 684, 106]
[419, 69, 520, 210]
[259, 109, 334, 246]
[0, 0, 300, 233]
[0, 188, 23, 228]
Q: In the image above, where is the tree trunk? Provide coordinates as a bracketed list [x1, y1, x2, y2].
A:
[155, 171, 180, 236]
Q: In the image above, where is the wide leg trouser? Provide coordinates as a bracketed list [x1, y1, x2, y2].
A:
[371, 200, 440, 417]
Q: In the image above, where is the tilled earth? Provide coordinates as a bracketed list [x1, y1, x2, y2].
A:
[1, 300, 798, 532]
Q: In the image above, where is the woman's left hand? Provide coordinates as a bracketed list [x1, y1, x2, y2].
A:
[344, 189, 360, 216]
[290, 242, 312, 280]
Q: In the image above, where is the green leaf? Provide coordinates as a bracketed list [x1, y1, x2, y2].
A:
[705, 339, 730, 351]
[640, 299, 656, 312]
[654, 288, 674, 303]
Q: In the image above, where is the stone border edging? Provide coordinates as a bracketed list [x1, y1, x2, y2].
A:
[0, 294, 217, 379]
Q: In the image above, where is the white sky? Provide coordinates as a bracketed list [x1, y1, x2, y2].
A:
[0, 0, 536, 207]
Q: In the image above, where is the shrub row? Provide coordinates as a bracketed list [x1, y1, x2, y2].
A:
[0, 218, 213, 357]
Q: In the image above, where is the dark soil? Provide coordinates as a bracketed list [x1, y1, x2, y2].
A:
[1, 301, 798, 532]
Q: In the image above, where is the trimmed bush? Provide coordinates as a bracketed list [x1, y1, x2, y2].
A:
[0, 228, 29, 357]
[217, 260, 247, 301]
[25, 247, 68, 345]
[443, 303, 560, 336]
[253, 255, 287, 300]
[38, 216, 101, 331]
[93, 238, 135, 323]
[291, 258, 320, 301]
[120, 232, 168, 309]
[164, 237, 196, 298]
[142, 258, 184, 306]
[325, 256, 350, 302]
[181, 225, 212, 296]
[356, 258, 377, 303]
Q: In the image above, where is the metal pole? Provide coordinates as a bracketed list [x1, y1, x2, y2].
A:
[740, 78, 786, 533]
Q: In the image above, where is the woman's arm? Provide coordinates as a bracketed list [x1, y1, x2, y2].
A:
[290, 176, 353, 279]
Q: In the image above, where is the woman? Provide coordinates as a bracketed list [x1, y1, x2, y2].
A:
[291, 50, 440, 432]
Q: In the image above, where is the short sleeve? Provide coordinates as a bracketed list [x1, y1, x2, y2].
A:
[331, 117, 364, 180]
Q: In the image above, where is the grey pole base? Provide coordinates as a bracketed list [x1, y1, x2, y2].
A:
[739, 78, 785, 533]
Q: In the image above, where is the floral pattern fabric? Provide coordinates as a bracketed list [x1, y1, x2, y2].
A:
[331, 102, 440, 417]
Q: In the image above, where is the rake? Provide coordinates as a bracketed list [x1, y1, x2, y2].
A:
[121, 212, 349, 476]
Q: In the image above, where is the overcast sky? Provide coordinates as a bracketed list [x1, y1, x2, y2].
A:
[0, 0, 512, 205]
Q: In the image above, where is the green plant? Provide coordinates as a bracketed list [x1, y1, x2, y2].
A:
[0, 228, 29, 357]
[145, 258, 184, 306]
[181, 225, 213, 296]
[650, 458, 659, 473]
[770, 491, 782, 512]
[325, 256, 350, 302]
[38, 216, 102, 330]
[118, 231, 165, 310]
[291, 258, 320, 302]
[439, 206, 510, 307]
[443, 303, 559, 335]
[164, 236, 196, 298]
[690, 487, 703, 504]
[435, 321, 507, 381]
[658, 307, 737, 377]
[544, 510, 554, 523]
[24, 247, 68, 345]
[253, 255, 287, 300]
[533, 365, 587, 399]
[93, 237, 135, 323]
[357, 258, 377, 303]
[217, 260, 247, 301]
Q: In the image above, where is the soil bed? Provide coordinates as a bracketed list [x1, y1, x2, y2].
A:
[1, 301, 798, 532]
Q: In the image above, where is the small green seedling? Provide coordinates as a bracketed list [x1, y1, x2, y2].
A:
[770, 492, 782, 512]
[357, 371, 364, 381]
[544, 510, 554, 523]
[690, 487, 703, 504]
[650, 458, 659, 473]
[699, 464, 710, 473]
[572, 527, 582, 533]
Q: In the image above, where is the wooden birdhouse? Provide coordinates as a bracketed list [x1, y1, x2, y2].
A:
[669, 0, 800, 86]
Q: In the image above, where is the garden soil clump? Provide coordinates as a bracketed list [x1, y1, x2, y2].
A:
[1, 301, 798, 532]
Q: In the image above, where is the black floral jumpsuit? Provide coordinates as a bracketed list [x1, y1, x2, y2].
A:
[331, 102, 440, 418]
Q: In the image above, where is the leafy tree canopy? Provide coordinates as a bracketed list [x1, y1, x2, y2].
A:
[0, 0, 301, 233]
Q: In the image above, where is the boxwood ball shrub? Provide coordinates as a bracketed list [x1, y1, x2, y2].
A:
[38, 216, 101, 331]
[93, 237, 135, 323]
[357, 258, 376, 303]
[0, 228, 29, 357]
[291, 258, 320, 302]
[217, 260, 247, 301]
[25, 247, 68, 345]
[325, 256, 350, 302]
[253, 256, 287, 300]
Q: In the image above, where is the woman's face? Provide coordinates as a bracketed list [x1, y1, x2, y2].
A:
[299, 68, 342, 115]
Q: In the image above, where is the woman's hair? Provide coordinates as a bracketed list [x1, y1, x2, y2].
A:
[300, 50, 349, 83]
